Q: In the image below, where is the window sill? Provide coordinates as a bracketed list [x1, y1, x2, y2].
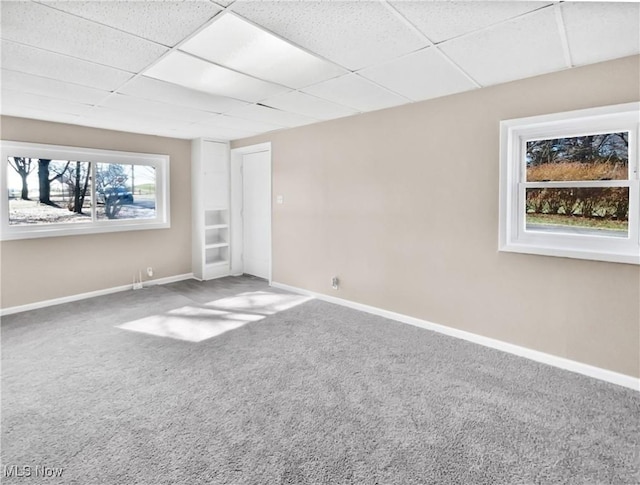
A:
[499, 242, 640, 265]
[1, 220, 171, 241]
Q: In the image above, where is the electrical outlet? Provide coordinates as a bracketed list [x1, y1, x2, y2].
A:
[147, 267, 154, 278]
[331, 276, 339, 290]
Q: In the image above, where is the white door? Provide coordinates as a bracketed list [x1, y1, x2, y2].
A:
[241, 151, 270, 279]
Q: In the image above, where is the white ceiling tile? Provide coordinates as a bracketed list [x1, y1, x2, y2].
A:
[0, 105, 81, 125]
[144, 51, 289, 102]
[1, 41, 133, 91]
[39, 0, 222, 47]
[225, 104, 319, 128]
[77, 117, 145, 133]
[79, 106, 196, 132]
[561, 2, 640, 67]
[118, 76, 249, 114]
[260, 91, 359, 120]
[147, 126, 192, 139]
[390, 1, 551, 43]
[199, 114, 284, 134]
[76, 116, 194, 139]
[187, 123, 256, 140]
[302, 73, 409, 112]
[80, 107, 160, 124]
[1, 89, 95, 117]
[439, 7, 567, 86]
[359, 48, 476, 102]
[134, 128, 193, 139]
[100, 94, 212, 123]
[1, 1, 168, 72]
[230, 1, 427, 70]
[2, 69, 110, 105]
[180, 13, 347, 89]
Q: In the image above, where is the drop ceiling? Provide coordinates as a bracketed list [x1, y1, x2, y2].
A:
[1, 1, 638, 141]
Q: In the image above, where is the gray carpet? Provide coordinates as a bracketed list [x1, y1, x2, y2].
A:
[2, 276, 638, 484]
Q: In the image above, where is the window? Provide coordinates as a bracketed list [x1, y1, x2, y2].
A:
[1, 141, 170, 240]
[499, 102, 639, 265]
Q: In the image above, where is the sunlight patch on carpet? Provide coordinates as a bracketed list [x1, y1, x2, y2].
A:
[118, 307, 263, 342]
[205, 291, 312, 315]
[117, 291, 312, 342]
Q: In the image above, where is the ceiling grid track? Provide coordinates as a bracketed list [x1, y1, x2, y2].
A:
[379, 0, 482, 89]
[554, 3, 574, 69]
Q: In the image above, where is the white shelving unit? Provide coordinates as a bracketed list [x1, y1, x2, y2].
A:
[192, 139, 230, 280]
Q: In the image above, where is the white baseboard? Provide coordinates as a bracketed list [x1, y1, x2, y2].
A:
[1, 273, 194, 317]
[270, 281, 639, 391]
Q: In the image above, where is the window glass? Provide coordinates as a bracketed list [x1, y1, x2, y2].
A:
[8, 158, 92, 225]
[525, 187, 629, 237]
[526, 132, 629, 181]
[2, 141, 169, 241]
[95, 163, 156, 221]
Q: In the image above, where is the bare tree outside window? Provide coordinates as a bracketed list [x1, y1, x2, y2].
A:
[7, 159, 91, 225]
[8, 157, 35, 200]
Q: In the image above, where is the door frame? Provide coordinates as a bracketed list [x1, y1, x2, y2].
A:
[230, 142, 272, 283]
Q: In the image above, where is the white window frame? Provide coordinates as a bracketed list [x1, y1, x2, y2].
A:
[499, 102, 640, 265]
[1, 141, 170, 241]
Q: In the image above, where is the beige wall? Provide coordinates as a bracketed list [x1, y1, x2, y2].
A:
[233, 55, 640, 378]
[0, 117, 192, 308]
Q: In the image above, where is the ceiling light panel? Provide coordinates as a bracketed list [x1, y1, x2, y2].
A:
[561, 2, 640, 67]
[1, 1, 167, 72]
[180, 13, 346, 89]
[1, 69, 111, 105]
[0, 41, 133, 91]
[225, 104, 319, 128]
[230, 1, 427, 70]
[100, 94, 214, 124]
[390, 1, 551, 43]
[359, 48, 476, 102]
[144, 51, 289, 102]
[302, 74, 409, 112]
[39, 0, 222, 47]
[118, 76, 249, 114]
[260, 91, 359, 120]
[439, 7, 566, 87]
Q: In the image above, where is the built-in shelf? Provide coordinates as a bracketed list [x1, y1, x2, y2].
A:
[204, 209, 227, 226]
[205, 243, 229, 249]
[202, 210, 229, 270]
[192, 139, 231, 281]
[205, 245, 229, 265]
[205, 225, 228, 246]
